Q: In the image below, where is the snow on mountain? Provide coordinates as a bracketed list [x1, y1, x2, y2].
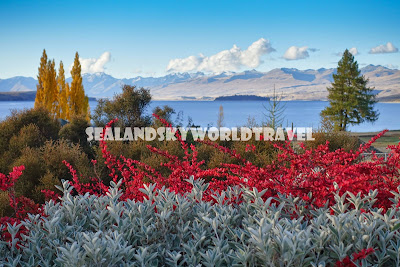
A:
[125, 72, 204, 89]
[0, 76, 37, 92]
[65, 73, 124, 97]
[148, 65, 399, 101]
[223, 70, 264, 83]
[1, 65, 399, 101]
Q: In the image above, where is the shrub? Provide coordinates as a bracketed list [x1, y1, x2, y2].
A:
[231, 138, 280, 167]
[304, 116, 360, 152]
[8, 124, 45, 156]
[59, 115, 93, 157]
[41, 139, 92, 182]
[0, 107, 59, 154]
[0, 108, 60, 174]
[0, 179, 399, 266]
[12, 147, 45, 202]
[0, 192, 12, 218]
[1, 116, 400, 265]
[34, 172, 62, 202]
[1, 140, 92, 211]
[152, 105, 175, 128]
[304, 130, 359, 152]
[74, 118, 400, 208]
[92, 140, 150, 184]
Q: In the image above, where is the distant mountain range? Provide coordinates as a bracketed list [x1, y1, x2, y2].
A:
[1, 65, 399, 101]
[0, 76, 37, 92]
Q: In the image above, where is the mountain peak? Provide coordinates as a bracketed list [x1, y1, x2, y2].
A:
[83, 72, 110, 77]
[1, 67, 400, 101]
[361, 64, 387, 72]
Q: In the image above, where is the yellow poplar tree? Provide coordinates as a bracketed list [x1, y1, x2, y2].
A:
[44, 59, 58, 116]
[35, 50, 89, 121]
[83, 95, 90, 121]
[70, 52, 90, 120]
[34, 49, 47, 108]
[57, 61, 70, 120]
[64, 83, 71, 120]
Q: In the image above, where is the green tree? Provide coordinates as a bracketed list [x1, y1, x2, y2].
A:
[93, 85, 152, 128]
[152, 105, 175, 127]
[321, 49, 378, 131]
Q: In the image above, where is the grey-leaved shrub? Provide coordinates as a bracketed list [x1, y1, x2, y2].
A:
[1, 178, 400, 266]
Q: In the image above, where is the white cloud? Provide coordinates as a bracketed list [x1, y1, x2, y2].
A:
[166, 38, 275, 73]
[349, 47, 359, 56]
[369, 42, 398, 54]
[335, 47, 359, 56]
[79, 52, 111, 73]
[132, 68, 156, 77]
[283, 46, 310, 60]
[385, 63, 399, 69]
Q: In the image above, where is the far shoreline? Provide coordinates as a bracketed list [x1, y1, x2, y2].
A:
[2, 98, 400, 103]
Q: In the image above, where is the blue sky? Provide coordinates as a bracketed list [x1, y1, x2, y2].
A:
[0, 0, 399, 78]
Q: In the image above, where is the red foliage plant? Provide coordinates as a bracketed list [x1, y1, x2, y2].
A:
[73, 117, 399, 210]
[1, 115, 400, 250]
[0, 166, 35, 245]
[336, 247, 375, 267]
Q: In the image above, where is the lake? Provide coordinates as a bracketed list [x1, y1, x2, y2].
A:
[0, 100, 399, 132]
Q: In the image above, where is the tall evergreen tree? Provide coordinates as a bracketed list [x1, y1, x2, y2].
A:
[70, 52, 89, 120]
[321, 49, 378, 131]
[34, 49, 47, 108]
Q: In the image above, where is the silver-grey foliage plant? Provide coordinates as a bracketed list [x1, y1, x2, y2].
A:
[1, 177, 400, 266]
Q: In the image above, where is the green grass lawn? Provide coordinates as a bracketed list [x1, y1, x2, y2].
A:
[353, 130, 400, 152]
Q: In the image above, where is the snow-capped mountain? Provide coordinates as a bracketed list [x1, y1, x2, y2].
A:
[1, 65, 399, 101]
[126, 72, 205, 88]
[67, 73, 124, 97]
[0, 76, 37, 92]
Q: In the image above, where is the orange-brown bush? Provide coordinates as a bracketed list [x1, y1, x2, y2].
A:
[304, 130, 359, 152]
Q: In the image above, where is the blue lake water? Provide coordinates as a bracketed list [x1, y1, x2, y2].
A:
[0, 100, 399, 132]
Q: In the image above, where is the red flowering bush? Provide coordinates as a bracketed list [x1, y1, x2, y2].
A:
[1, 115, 400, 213]
[0, 114, 399, 263]
[0, 166, 24, 192]
[61, 117, 400, 210]
[0, 166, 34, 244]
[336, 248, 375, 267]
